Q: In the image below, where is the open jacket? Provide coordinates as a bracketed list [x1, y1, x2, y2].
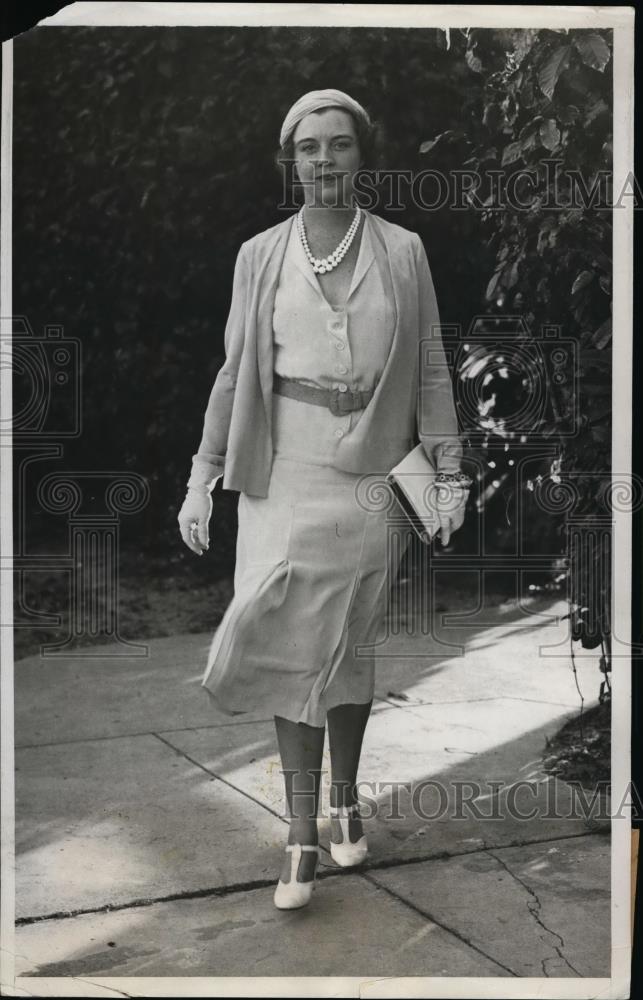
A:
[188, 209, 462, 498]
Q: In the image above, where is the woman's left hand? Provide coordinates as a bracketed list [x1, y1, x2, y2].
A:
[433, 485, 469, 547]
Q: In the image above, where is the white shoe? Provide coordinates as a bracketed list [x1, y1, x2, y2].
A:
[273, 843, 320, 910]
[329, 803, 369, 867]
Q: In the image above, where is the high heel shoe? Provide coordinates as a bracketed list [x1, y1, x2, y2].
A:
[329, 802, 369, 867]
[273, 843, 320, 910]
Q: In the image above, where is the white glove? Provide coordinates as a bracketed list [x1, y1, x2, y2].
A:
[177, 487, 213, 556]
[433, 484, 469, 547]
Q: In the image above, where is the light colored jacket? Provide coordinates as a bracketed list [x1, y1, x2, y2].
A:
[189, 209, 462, 498]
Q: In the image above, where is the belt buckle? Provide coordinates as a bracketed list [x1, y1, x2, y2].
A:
[329, 387, 354, 416]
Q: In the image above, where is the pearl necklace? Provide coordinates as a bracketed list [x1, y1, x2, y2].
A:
[297, 206, 361, 274]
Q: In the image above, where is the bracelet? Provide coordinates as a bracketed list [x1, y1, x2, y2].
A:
[436, 472, 473, 489]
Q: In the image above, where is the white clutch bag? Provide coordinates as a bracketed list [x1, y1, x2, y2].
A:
[385, 443, 440, 545]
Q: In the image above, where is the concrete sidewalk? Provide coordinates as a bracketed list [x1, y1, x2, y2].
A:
[12, 593, 611, 982]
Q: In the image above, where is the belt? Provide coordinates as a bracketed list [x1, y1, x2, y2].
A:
[273, 373, 375, 416]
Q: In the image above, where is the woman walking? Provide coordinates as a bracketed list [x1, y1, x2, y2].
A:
[178, 89, 468, 910]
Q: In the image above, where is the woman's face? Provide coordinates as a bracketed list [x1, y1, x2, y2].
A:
[291, 107, 362, 207]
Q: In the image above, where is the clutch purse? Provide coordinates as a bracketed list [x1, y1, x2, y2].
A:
[385, 443, 440, 545]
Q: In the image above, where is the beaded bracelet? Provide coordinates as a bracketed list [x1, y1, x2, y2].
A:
[436, 471, 473, 489]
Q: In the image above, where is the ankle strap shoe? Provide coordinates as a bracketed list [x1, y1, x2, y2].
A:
[273, 843, 320, 910]
[329, 803, 369, 867]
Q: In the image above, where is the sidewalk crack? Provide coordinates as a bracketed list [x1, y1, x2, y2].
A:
[486, 849, 582, 977]
[16, 831, 603, 926]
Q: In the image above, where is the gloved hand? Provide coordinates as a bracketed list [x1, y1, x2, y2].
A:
[433, 484, 469, 547]
[177, 487, 213, 556]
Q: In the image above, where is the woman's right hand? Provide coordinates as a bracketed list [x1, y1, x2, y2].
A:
[177, 488, 213, 555]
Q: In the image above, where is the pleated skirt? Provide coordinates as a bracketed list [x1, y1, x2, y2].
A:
[201, 451, 410, 727]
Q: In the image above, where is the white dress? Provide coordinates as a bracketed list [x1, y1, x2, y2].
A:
[201, 212, 411, 726]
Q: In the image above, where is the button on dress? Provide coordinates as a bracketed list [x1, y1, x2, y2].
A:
[201, 212, 412, 726]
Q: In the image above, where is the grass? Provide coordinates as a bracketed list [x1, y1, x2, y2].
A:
[13, 542, 234, 661]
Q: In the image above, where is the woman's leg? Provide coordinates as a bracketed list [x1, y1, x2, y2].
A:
[274, 714, 325, 882]
[327, 700, 373, 842]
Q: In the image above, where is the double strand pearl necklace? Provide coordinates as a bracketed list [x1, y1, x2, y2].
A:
[297, 206, 361, 274]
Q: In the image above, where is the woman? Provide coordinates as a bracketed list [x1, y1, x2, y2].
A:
[177, 89, 469, 910]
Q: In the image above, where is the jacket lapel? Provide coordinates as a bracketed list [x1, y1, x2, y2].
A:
[347, 212, 375, 300]
[254, 215, 295, 433]
[364, 212, 406, 404]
